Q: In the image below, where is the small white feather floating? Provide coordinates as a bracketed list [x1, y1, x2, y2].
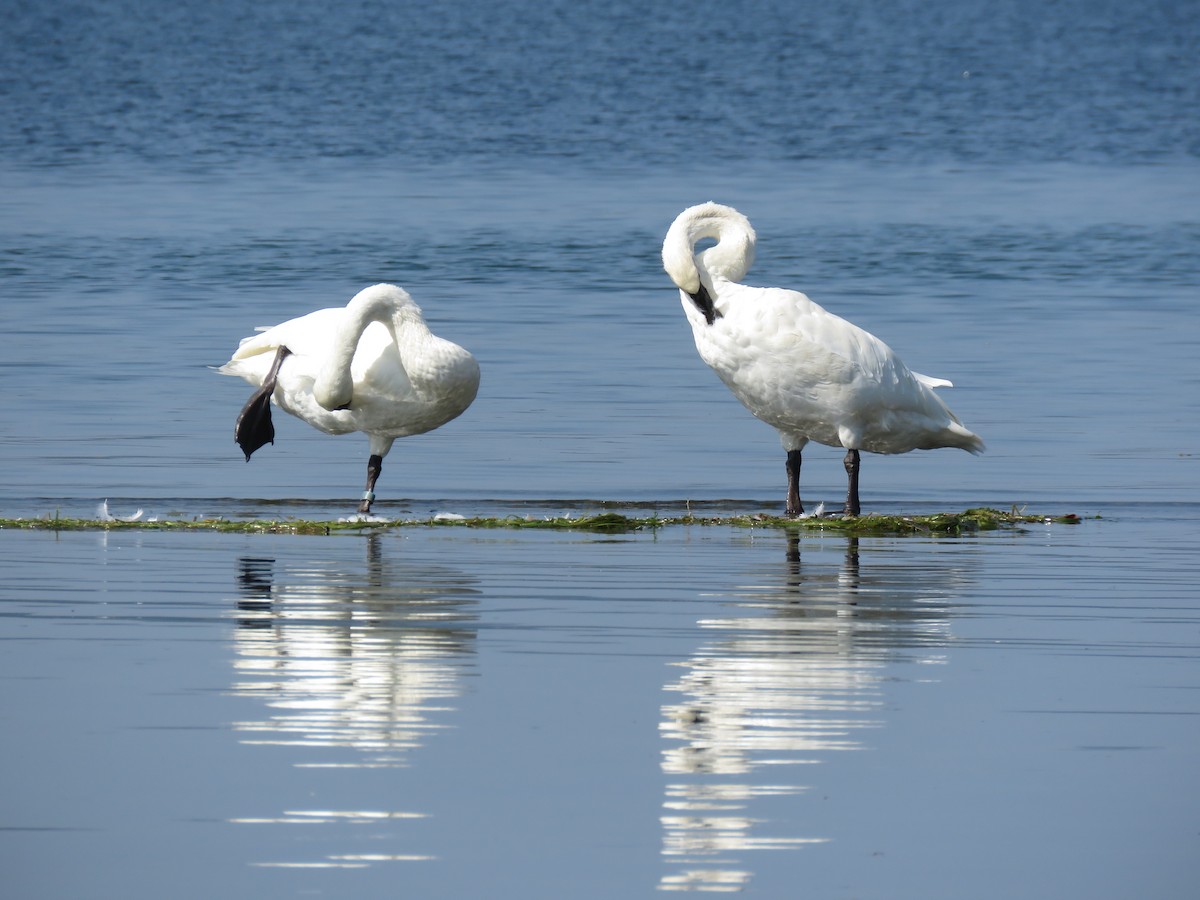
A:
[97, 500, 143, 522]
[662, 203, 983, 516]
[219, 283, 480, 515]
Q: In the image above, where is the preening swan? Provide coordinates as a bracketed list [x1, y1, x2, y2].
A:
[662, 203, 983, 516]
[219, 283, 480, 514]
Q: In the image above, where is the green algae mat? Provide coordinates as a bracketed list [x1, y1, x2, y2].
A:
[1, 508, 1085, 536]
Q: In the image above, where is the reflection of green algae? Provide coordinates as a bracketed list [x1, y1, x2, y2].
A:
[0, 508, 1085, 536]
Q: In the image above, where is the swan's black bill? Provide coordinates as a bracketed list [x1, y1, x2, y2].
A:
[234, 346, 290, 461]
[688, 285, 722, 326]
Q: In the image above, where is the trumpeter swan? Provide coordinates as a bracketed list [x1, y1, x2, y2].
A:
[220, 283, 480, 515]
[662, 202, 983, 516]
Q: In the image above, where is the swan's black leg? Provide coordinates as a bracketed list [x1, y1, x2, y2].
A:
[785, 449, 804, 517]
[359, 454, 384, 514]
[235, 347, 291, 461]
[843, 448, 861, 517]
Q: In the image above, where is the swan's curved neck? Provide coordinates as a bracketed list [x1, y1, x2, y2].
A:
[313, 284, 422, 410]
[662, 204, 757, 295]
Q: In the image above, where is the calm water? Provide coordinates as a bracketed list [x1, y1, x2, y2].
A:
[2, 0, 1199, 896]
[2, 512, 1198, 898]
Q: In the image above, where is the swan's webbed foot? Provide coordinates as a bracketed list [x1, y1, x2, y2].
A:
[843, 448, 861, 517]
[235, 388, 275, 461]
[358, 453, 384, 514]
[785, 449, 804, 517]
[234, 346, 291, 461]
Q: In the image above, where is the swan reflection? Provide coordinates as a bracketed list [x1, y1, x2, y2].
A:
[228, 534, 478, 868]
[660, 534, 968, 892]
[231, 534, 479, 765]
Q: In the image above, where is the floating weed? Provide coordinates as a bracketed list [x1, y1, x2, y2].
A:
[430, 512, 643, 533]
[0, 508, 1085, 536]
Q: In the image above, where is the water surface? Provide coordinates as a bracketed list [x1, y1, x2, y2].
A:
[3, 506, 1197, 898]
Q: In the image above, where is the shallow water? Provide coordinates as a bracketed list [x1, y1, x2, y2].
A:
[3, 158, 1197, 516]
[3, 505, 1198, 898]
[3, 0, 1200, 895]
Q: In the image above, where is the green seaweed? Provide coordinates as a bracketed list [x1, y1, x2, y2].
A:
[0, 508, 1085, 536]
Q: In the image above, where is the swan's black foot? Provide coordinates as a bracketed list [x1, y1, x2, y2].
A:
[234, 346, 290, 461]
[235, 387, 275, 460]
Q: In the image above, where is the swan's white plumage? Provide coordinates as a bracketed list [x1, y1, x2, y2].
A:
[663, 202, 982, 512]
[220, 283, 479, 508]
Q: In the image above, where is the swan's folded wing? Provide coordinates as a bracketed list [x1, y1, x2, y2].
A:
[756, 287, 897, 384]
[230, 308, 343, 360]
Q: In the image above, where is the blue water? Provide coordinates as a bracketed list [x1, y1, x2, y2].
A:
[2, 0, 1199, 896]
[3, 515, 1198, 898]
[3, 0, 1198, 514]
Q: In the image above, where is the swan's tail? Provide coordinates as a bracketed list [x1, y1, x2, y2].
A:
[913, 371, 953, 389]
[946, 422, 986, 454]
[912, 371, 984, 453]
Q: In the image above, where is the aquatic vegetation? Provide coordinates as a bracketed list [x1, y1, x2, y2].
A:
[0, 508, 1084, 536]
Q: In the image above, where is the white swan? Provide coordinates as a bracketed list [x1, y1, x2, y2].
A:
[662, 203, 983, 517]
[219, 283, 480, 514]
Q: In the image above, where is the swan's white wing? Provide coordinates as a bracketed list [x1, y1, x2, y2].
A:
[226, 310, 410, 388]
[230, 308, 345, 359]
[728, 285, 901, 385]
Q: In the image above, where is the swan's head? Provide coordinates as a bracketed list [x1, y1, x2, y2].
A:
[663, 213, 704, 295]
[662, 202, 756, 293]
[314, 368, 353, 411]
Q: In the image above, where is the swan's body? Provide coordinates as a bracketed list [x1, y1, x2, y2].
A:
[662, 202, 983, 516]
[219, 283, 480, 514]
